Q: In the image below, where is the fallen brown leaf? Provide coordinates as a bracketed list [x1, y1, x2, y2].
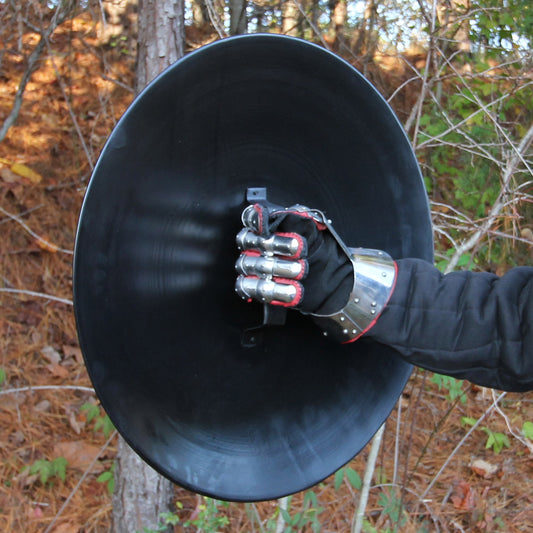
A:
[41, 345, 62, 365]
[51, 522, 82, 533]
[34, 399, 52, 412]
[46, 363, 70, 378]
[0, 167, 20, 184]
[450, 481, 476, 511]
[53, 440, 104, 473]
[471, 458, 499, 479]
[62, 345, 84, 364]
[0, 392, 26, 410]
[68, 410, 84, 434]
[15, 468, 39, 488]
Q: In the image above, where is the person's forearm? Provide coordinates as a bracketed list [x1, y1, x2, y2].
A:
[367, 259, 533, 392]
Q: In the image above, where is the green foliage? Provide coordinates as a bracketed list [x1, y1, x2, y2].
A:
[461, 417, 510, 454]
[278, 491, 324, 533]
[461, 416, 477, 427]
[139, 503, 182, 533]
[81, 402, 115, 437]
[419, 79, 502, 218]
[25, 456, 67, 485]
[522, 421, 533, 440]
[482, 427, 510, 454]
[0, 367, 5, 387]
[471, 0, 533, 49]
[96, 462, 115, 495]
[436, 249, 476, 273]
[417, 44, 532, 271]
[183, 498, 229, 532]
[334, 466, 362, 490]
[108, 34, 130, 55]
[138, 502, 194, 533]
[377, 488, 407, 528]
[431, 373, 467, 404]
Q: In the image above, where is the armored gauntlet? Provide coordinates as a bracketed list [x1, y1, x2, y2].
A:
[235, 202, 397, 343]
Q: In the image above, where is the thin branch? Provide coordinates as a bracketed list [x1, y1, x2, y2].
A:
[420, 391, 506, 500]
[410, 0, 438, 146]
[352, 423, 385, 533]
[293, 0, 330, 49]
[371, 483, 442, 532]
[275, 496, 289, 533]
[44, 430, 117, 533]
[0, 204, 44, 225]
[0, 206, 73, 255]
[491, 389, 533, 453]
[249, 504, 267, 533]
[0, 385, 94, 397]
[0, 32, 47, 143]
[0, 1, 76, 143]
[445, 122, 533, 272]
[44, 39, 95, 170]
[392, 397, 401, 485]
[0, 288, 73, 306]
[204, 0, 226, 38]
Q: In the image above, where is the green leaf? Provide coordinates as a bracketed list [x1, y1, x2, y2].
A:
[53, 457, 67, 481]
[280, 508, 292, 524]
[334, 468, 344, 490]
[345, 467, 362, 490]
[483, 428, 510, 454]
[81, 402, 100, 423]
[30, 459, 52, 484]
[159, 511, 180, 526]
[97, 471, 112, 483]
[461, 416, 477, 427]
[303, 490, 318, 507]
[523, 421, 533, 440]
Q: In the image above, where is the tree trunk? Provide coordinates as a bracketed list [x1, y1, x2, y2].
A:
[437, 0, 472, 54]
[113, 437, 175, 532]
[191, 0, 209, 27]
[282, 0, 299, 36]
[113, 1, 185, 531]
[229, 0, 247, 35]
[352, 0, 376, 57]
[136, 0, 185, 93]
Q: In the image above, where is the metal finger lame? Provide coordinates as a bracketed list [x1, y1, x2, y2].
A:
[236, 228, 304, 258]
[235, 253, 306, 279]
[235, 275, 300, 304]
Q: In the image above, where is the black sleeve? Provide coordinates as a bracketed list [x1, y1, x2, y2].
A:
[366, 258, 533, 392]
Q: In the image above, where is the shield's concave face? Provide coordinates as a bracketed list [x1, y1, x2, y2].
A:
[73, 34, 433, 501]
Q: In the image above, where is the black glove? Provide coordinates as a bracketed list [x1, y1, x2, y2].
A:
[235, 202, 396, 342]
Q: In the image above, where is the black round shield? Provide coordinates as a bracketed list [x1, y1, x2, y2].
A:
[74, 34, 433, 501]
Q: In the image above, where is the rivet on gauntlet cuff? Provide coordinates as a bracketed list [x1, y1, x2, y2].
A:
[312, 249, 397, 343]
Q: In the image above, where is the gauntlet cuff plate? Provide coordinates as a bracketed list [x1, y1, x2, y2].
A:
[313, 249, 396, 343]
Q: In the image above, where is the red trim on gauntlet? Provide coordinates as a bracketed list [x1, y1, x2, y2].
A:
[242, 250, 261, 257]
[294, 259, 308, 280]
[253, 204, 265, 234]
[281, 209, 327, 231]
[275, 232, 307, 258]
[269, 278, 304, 307]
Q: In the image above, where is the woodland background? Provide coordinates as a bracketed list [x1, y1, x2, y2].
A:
[1, 0, 533, 531]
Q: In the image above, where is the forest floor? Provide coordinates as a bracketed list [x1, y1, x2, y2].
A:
[1, 12, 533, 533]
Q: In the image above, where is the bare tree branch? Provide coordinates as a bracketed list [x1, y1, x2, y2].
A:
[445, 122, 533, 272]
[0, 1, 77, 143]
